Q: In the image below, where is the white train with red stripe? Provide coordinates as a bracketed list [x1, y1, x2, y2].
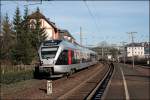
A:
[37, 40, 98, 77]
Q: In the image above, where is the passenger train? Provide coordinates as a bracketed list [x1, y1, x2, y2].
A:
[35, 40, 98, 77]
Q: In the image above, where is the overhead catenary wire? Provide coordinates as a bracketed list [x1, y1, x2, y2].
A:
[83, 0, 100, 33]
[4, 0, 42, 6]
[24, 0, 43, 6]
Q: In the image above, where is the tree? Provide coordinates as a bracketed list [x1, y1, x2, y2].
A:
[20, 6, 34, 64]
[13, 7, 22, 42]
[11, 7, 36, 64]
[11, 7, 24, 64]
[30, 7, 47, 51]
[1, 13, 14, 62]
[6, 7, 47, 65]
[109, 48, 121, 59]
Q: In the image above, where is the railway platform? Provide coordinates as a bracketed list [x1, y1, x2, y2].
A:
[102, 63, 150, 100]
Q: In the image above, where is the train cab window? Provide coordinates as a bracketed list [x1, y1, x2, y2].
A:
[41, 51, 57, 59]
[41, 47, 58, 59]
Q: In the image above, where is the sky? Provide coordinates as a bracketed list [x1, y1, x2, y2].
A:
[1, 1, 149, 46]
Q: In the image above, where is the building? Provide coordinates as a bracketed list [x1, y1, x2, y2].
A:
[126, 43, 144, 57]
[58, 29, 75, 43]
[125, 42, 149, 58]
[28, 11, 76, 43]
[144, 42, 150, 59]
[28, 11, 59, 40]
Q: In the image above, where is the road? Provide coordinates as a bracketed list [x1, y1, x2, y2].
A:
[102, 63, 150, 100]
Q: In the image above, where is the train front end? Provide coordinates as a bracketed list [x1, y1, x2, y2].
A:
[38, 40, 62, 76]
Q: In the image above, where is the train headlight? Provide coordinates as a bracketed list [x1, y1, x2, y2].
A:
[40, 61, 43, 65]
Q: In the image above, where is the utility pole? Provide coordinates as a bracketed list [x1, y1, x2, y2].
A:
[102, 47, 104, 60]
[127, 32, 137, 69]
[83, 37, 87, 48]
[85, 38, 87, 48]
[80, 27, 82, 46]
[120, 41, 127, 66]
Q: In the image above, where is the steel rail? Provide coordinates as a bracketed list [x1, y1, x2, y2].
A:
[85, 63, 114, 100]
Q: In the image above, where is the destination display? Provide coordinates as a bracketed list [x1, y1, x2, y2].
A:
[43, 40, 62, 46]
[41, 47, 58, 51]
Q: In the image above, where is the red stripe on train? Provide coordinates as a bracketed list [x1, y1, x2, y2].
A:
[68, 49, 72, 65]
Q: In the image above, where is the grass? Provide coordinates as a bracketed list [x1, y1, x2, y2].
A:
[0, 67, 34, 84]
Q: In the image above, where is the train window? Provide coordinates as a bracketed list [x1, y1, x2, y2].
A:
[72, 50, 78, 64]
[56, 50, 68, 65]
[55, 49, 96, 65]
[75, 50, 81, 63]
[41, 51, 57, 59]
[41, 47, 58, 59]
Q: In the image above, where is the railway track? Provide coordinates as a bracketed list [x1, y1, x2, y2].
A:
[2, 63, 113, 99]
[85, 63, 114, 100]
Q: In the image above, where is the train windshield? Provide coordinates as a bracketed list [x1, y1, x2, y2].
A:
[41, 47, 58, 59]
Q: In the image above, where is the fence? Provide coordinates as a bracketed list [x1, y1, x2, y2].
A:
[0, 64, 36, 84]
[1, 64, 35, 74]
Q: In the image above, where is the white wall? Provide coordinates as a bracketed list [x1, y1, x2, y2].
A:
[41, 19, 54, 40]
[127, 46, 144, 57]
[30, 19, 55, 40]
